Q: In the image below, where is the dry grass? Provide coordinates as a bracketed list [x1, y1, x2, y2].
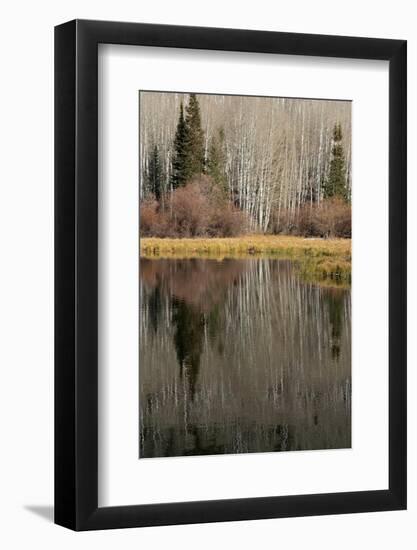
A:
[140, 235, 351, 282]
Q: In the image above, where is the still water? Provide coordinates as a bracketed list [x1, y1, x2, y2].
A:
[139, 258, 351, 458]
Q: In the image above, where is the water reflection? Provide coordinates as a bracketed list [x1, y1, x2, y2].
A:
[140, 258, 351, 458]
[325, 290, 343, 360]
[172, 297, 205, 401]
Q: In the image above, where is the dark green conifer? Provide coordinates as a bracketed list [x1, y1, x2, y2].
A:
[323, 122, 347, 200]
[147, 144, 162, 200]
[183, 94, 205, 181]
[171, 102, 188, 188]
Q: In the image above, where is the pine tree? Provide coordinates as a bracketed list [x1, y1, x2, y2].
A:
[147, 144, 162, 200]
[171, 102, 188, 189]
[183, 94, 205, 181]
[323, 123, 347, 200]
[207, 127, 228, 194]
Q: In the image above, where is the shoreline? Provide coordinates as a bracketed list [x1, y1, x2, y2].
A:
[140, 235, 351, 283]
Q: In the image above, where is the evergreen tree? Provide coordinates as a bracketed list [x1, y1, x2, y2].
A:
[171, 102, 188, 189]
[207, 127, 228, 194]
[323, 123, 347, 200]
[183, 94, 205, 181]
[147, 144, 162, 200]
[171, 95, 206, 188]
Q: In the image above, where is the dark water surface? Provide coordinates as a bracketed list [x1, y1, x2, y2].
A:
[139, 258, 351, 458]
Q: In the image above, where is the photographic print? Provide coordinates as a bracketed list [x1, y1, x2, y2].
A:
[139, 91, 351, 459]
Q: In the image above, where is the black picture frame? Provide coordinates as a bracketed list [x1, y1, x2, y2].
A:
[55, 19, 407, 531]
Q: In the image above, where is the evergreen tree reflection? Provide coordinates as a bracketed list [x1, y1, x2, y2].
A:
[324, 289, 344, 360]
[172, 297, 205, 400]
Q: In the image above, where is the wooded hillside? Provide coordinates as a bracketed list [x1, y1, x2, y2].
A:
[139, 92, 351, 237]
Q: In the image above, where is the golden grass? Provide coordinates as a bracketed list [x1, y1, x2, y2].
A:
[297, 259, 351, 286]
[140, 235, 351, 283]
[141, 235, 350, 258]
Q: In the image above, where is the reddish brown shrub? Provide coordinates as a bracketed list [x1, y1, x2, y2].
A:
[310, 198, 351, 238]
[140, 197, 159, 237]
[270, 198, 351, 238]
[140, 175, 250, 238]
[208, 204, 248, 237]
[169, 182, 210, 237]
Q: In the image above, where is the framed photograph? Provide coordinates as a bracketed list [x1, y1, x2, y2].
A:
[55, 19, 406, 530]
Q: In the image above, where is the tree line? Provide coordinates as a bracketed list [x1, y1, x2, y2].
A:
[140, 92, 351, 238]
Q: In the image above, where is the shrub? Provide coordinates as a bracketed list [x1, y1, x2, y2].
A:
[270, 198, 351, 238]
[141, 181, 350, 239]
[170, 181, 210, 236]
[140, 175, 249, 238]
[208, 204, 248, 237]
[140, 197, 159, 237]
[310, 198, 351, 238]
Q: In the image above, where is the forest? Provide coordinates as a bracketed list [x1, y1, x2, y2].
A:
[139, 92, 352, 240]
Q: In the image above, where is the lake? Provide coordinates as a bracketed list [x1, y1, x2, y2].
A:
[139, 257, 351, 458]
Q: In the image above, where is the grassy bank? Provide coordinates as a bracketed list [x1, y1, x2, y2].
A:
[140, 236, 351, 283]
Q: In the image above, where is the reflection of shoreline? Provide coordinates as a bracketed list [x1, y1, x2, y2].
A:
[141, 258, 249, 401]
[140, 236, 351, 285]
[140, 257, 249, 310]
[140, 258, 351, 458]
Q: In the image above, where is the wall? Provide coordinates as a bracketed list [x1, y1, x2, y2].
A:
[0, 0, 415, 548]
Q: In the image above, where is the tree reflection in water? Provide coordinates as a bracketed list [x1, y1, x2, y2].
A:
[139, 258, 351, 458]
[172, 297, 205, 401]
